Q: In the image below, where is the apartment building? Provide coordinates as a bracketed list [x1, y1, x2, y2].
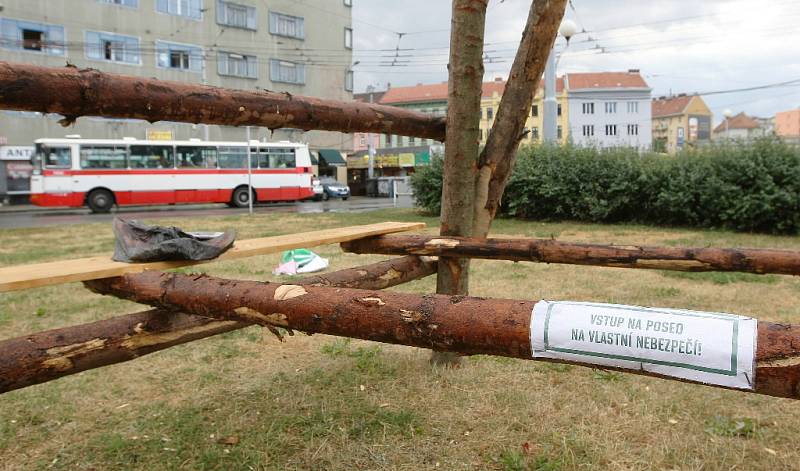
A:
[566, 70, 652, 150]
[0, 0, 354, 147]
[652, 94, 713, 153]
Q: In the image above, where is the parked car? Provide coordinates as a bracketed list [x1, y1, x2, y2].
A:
[319, 177, 350, 201]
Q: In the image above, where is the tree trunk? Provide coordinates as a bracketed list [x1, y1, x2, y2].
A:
[434, 0, 489, 365]
[472, 0, 567, 238]
[0, 256, 435, 394]
[86, 270, 800, 400]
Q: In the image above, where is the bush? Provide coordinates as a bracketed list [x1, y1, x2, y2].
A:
[410, 138, 800, 234]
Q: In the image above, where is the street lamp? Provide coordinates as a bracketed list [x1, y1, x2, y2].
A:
[723, 108, 733, 140]
[543, 19, 579, 143]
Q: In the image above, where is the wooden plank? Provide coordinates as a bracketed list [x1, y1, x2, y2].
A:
[0, 222, 425, 293]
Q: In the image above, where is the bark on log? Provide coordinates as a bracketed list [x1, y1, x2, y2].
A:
[0, 256, 436, 394]
[342, 234, 800, 275]
[86, 270, 800, 399]
[0, 62, 446, 140]
[473, 0, 567, 238]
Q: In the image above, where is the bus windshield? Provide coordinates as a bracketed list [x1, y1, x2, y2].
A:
[35, 143, 72, 169]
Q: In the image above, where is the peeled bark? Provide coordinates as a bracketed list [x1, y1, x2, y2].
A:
[0, 256, 436, 394]
[472, 0, 567, 238]
[0, 62, 446, 140]
[86, 270, 800, 400]
[342, 235, 800, 275]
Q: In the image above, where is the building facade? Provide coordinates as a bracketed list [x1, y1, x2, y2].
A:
[776, 109, 800, 142]
[565, 71, 652, 150]
[712, 112, 772, 140]
[0, 0, 353, 146]
[651, 94, 713, 153]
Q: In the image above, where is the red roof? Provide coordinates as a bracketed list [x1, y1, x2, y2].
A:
[652, 95, 693, 118]
[380, 79, 509, 105]
[566, 71, 649, 90]
[713, 112, 760, 133]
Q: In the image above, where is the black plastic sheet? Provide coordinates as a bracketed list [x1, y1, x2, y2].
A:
[112, 218, 235, 263]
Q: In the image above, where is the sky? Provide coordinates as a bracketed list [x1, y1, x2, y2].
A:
[350, 0, 800, 124]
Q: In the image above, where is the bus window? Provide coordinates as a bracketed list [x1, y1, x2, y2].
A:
[218, 146, 247, 169]
[80, 146, 127, 169]
[35, 144, 71, 168]
[177, 146, 217, 168]
[259, 148, 296, 169]
[129, 145, 174, 169]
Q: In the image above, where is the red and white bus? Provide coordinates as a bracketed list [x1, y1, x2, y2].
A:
[30, 137, 315, 212]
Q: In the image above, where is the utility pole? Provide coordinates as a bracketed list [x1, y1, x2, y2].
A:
[542, 51, 558, 143]
[367, 85, 376, 179]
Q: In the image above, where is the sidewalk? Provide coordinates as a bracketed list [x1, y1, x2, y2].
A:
[0, 204, 54, 214]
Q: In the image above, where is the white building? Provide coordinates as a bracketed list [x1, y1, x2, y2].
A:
[566, 70, 652, 150]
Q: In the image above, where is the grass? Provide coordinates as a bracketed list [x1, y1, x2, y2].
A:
[2, 208, 800, 469]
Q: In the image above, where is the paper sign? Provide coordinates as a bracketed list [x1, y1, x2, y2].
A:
[530, 301, 757, 389]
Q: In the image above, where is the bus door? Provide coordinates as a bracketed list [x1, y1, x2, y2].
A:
[175, 146, 220, 202]
[33, 143, 73, 193]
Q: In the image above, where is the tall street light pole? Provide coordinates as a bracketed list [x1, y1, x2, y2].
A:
[543, 19, 578, 143]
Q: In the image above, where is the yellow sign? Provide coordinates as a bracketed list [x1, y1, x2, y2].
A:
[399, 153, 415, 167]
[146, 130, 174, 141]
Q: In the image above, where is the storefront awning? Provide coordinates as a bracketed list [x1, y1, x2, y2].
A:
[318, 149, 346, 166]
[309, 152, 319, 165]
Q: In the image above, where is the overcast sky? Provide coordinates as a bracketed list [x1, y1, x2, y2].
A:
[351, 0, 800, 124]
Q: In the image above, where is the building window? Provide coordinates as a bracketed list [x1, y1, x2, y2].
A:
[582, 102, 594, 114]
[0, 18, 65, 56]
[627, 124, 639, 136]
[98, 0, 139, 6]
[269, 59, 305, 84]
[627, 101, 638, 113]
[605, 102, 617, 114]
[486, 107, 493, 120]
[218, 51, 258, 78]
[344, 27, 353, 49]
[344, 0, 352, 6]
[531, 127, 539, 140]
[531, 105, 538, 117]
[156, 41, 202, 72]
[557, 125, 562, 139]
[217, 1, 257, 30]
[605, 124, 617, 136]
[85, 31, 140, 64]
[156, 0, 203, 19]
[582, 125, 594, 137]
[345, 70, 354, 91]
[557, 104, 562, 116]
[269, 11, 305, 39]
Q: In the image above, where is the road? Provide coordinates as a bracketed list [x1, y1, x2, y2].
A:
[0, 196, 414, 229]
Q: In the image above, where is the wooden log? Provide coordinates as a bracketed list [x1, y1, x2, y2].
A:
[0, 221, 425, 293]
[0, 62, 446, 140]
[341, 234, 800, 275]
[86, 270, 800, 399]
[0, 256, 436, 394]
[473, 0, 567, 238]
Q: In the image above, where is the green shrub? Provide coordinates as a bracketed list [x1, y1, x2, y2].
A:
[411, 138, 800, 234]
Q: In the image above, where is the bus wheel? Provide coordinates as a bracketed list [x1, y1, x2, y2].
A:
[87, 189, 114, 213]
[231, 186, 253, 208]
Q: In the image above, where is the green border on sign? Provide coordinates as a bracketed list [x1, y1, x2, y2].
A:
[542, 302, 738, 376]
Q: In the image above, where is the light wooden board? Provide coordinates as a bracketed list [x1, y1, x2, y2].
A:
[0, 221, 425, 293]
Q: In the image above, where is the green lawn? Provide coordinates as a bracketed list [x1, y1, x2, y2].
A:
[1, 209, 799, 470]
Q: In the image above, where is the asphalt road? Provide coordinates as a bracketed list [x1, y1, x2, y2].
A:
[0, 196, 414, 229]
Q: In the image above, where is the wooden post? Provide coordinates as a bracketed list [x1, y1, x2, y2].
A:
[434, 0, 489, 365]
